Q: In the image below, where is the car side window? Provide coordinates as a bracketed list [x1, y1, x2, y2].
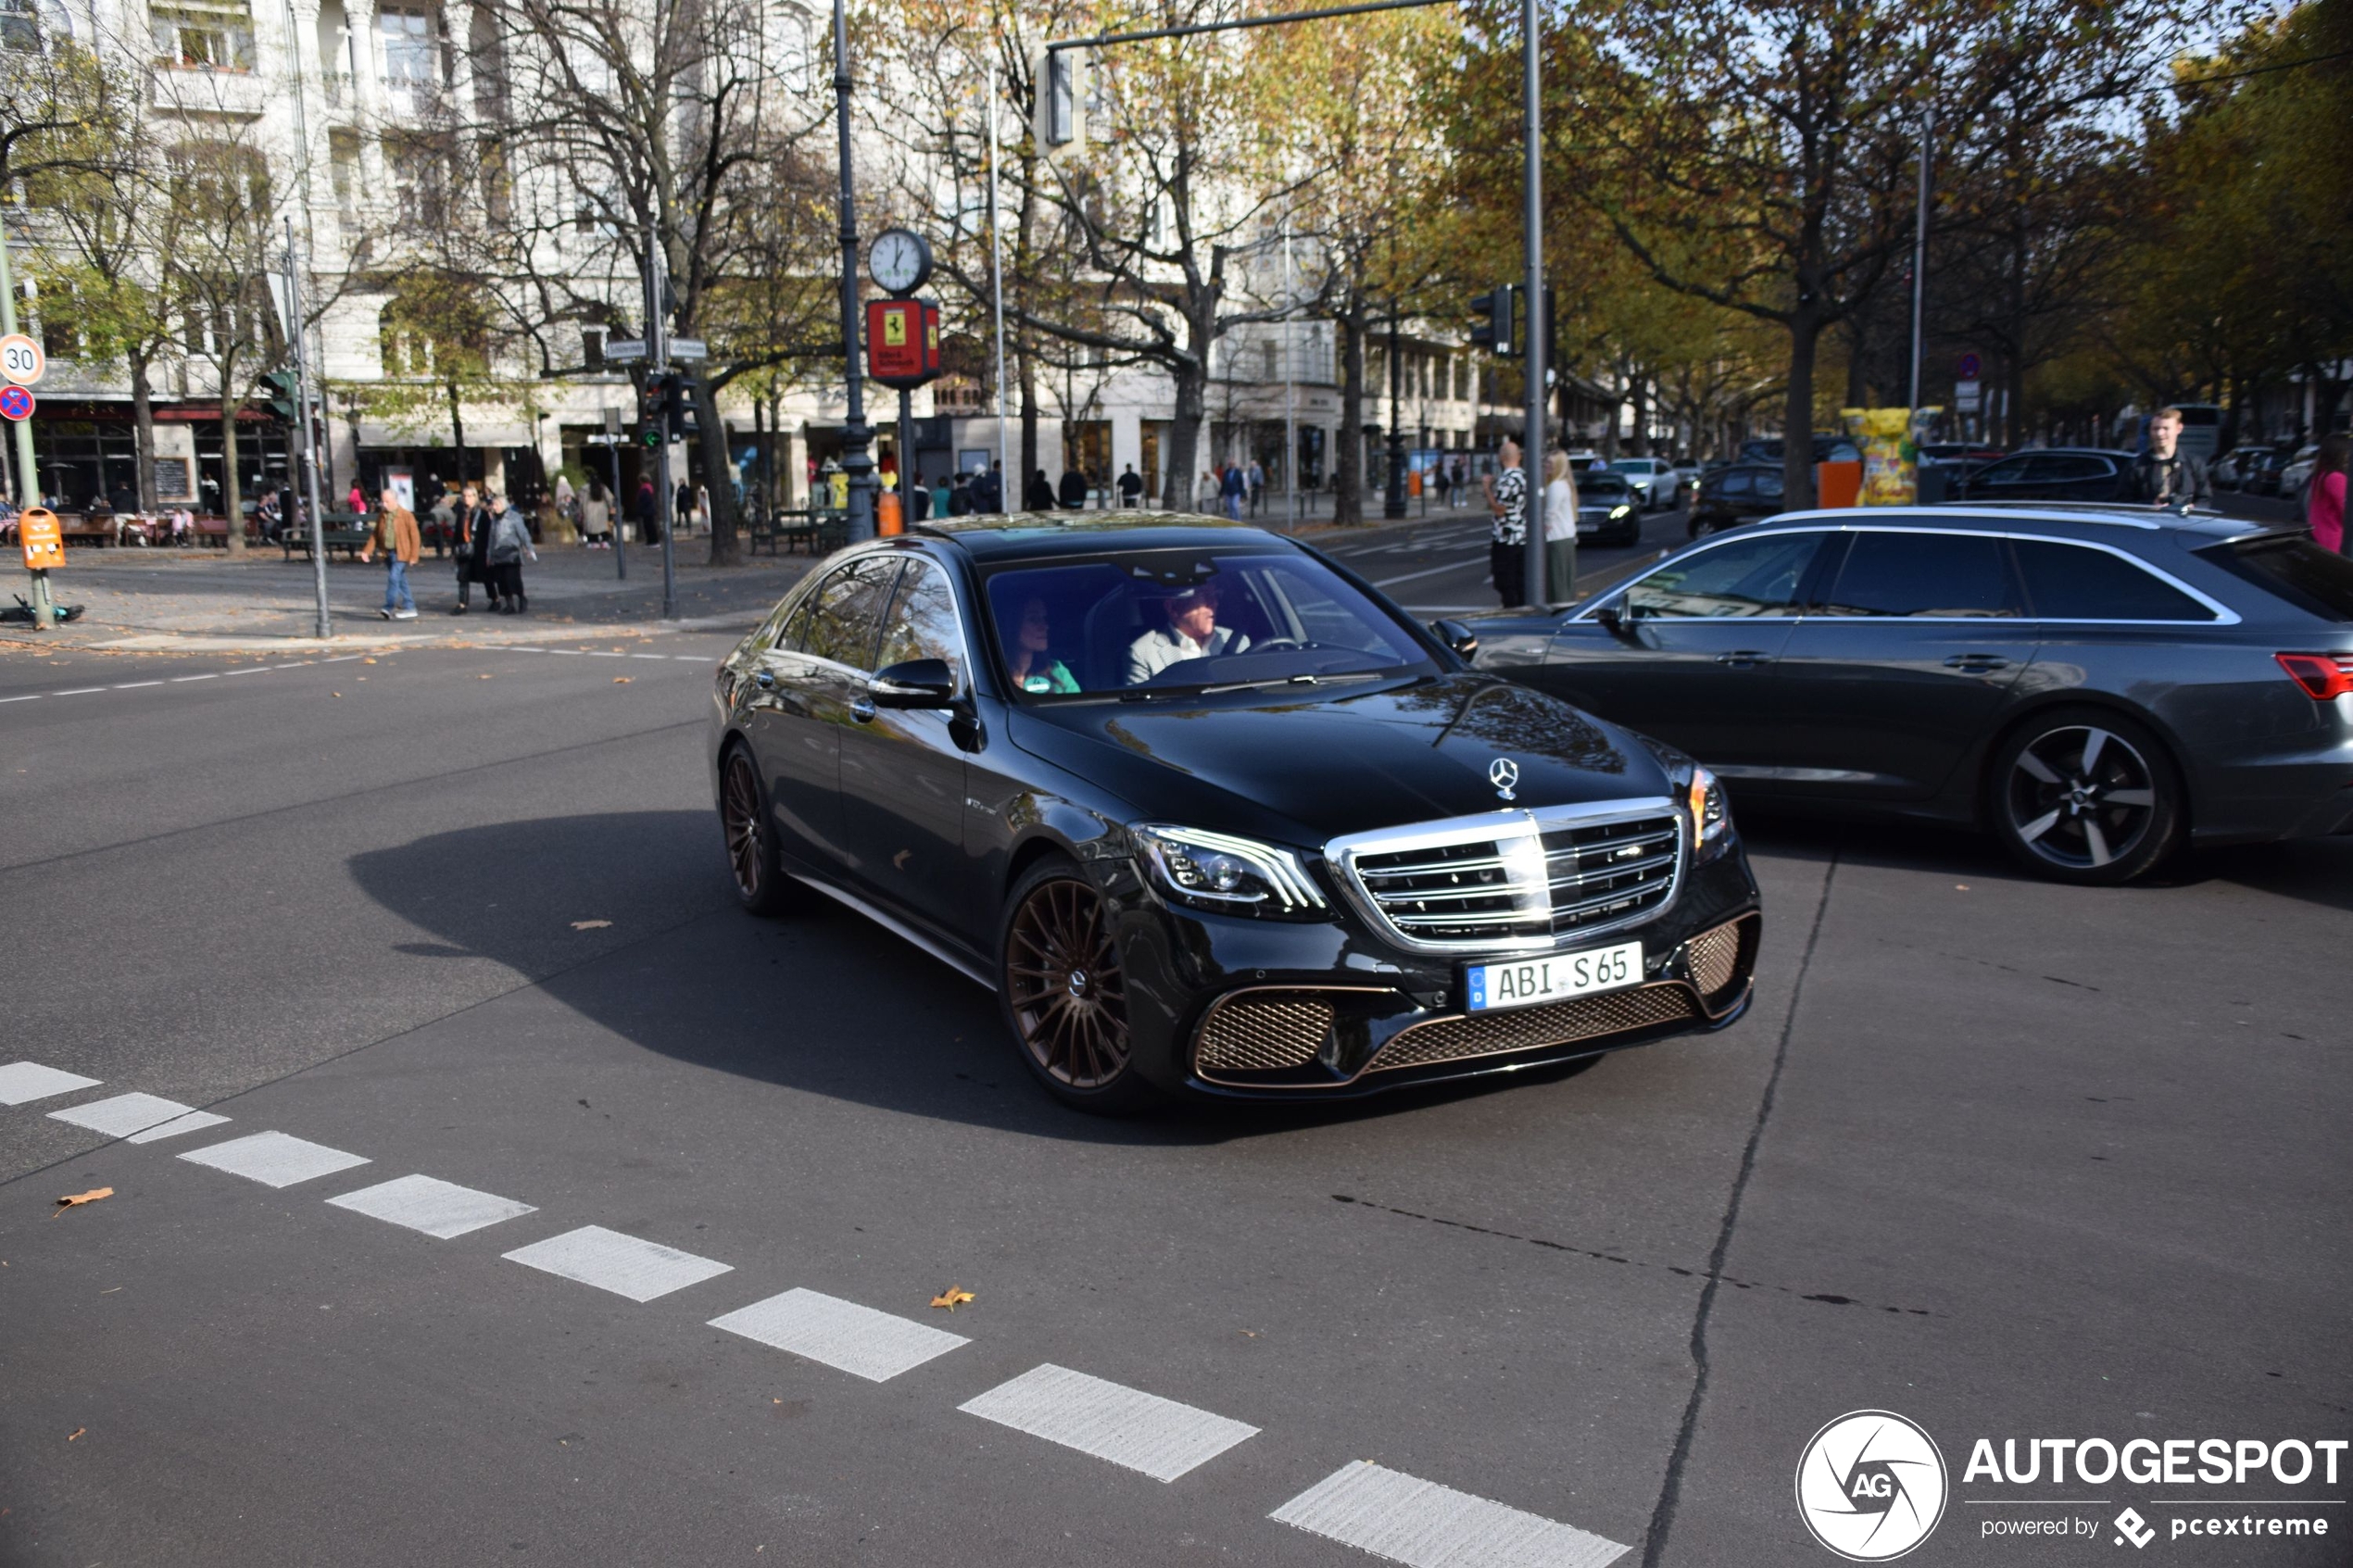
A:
[2012, 539, 2215, 621]
[2035, 455, 2111, 483]
[794, 556, 903, 669]
[1817, 532, 2020, 618]
[874, 559, 967, 685]
[1623, 533, 1822, 620]
[1978, 457, 2034, 485]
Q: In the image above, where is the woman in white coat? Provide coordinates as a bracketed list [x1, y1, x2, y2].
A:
[1541, 450, 1578, 605]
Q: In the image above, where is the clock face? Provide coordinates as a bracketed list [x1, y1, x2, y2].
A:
[870, 228, 930, 295]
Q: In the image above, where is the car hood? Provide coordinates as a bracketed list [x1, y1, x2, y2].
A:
[1005, 671, 1672, 847]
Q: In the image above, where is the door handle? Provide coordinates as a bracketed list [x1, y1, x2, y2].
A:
[1943, 654, 2009, 671]
[849, 696, 876, 722]
[1714, 651, 1771, 667]
[752, 669, 776, 689]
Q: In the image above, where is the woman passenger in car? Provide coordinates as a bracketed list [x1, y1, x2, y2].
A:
[1007, 596, 1080, 694]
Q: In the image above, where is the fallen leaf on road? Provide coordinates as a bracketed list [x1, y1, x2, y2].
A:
[930, 1286, 975, 1311]
[612, 676, 632, 684]
[332, 692, 343, 698]
[55, 1187, 113, 1212]
[66, 1428, 84, 1441]
[363, 657, 377, 664]
[571, 920, 611, 930]
[478, 673, 493, 680]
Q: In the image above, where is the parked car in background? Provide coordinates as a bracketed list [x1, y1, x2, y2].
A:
[1919, 443, 2006, 472]
[1469, 505, 2353, 884]
[1605, 456, 1679, 510]
[1689, 462, 1785, 535]
[1573, 470, 1644, 546]
[1947, 447, 2136, 504]
[2277, 445, 2320, 505]
[2214, 445, 2266, 492]
[1739, 436, 1864, 467]
[2237, 447, 2296, 497]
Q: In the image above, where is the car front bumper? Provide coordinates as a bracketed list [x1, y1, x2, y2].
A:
[1093, 843, 1763, 1100]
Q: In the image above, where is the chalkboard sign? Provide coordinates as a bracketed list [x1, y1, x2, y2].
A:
[154, 457, 193, 499]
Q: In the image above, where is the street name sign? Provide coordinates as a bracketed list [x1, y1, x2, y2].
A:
[669, 337, 708, 361]
[604, 338, 648, 363]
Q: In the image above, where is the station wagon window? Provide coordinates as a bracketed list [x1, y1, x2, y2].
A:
[874, 559, 965, 685]
[786, 555, 900, 668]
[2011, 538, 2215, 621]
[1816, 531, 2020, 618]
[2193, 533, 2353, 622]
[1622, 532, 1821, 620]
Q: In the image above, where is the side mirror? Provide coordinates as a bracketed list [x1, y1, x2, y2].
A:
[871, 657, 957, 709]
[1593, 605, 1635, 641]
[1428, 619, 1479, 660]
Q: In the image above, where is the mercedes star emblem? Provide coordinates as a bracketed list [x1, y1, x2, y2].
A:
[1490, 758, 1519, 801]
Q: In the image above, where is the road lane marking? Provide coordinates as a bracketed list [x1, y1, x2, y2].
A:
[112, 681, 165, 690]
[0, 1061, 103, 1105]
[125, 1110, 232, 1143]
[0, 694, 40, 704]
[1269, 1461, 1629, 1568]
[501, 1224, 733, 1301]
[546, 648, 584, 655]
[321, 655, 365, 664]
[1373, 558, 1484, 588]
[959, 1363, 1258, 1483]
[630, 653, 668, 660]
[178, 1131, 371, 1188]
[327, 1173, 537, 1239]
[709, 1287, 969, 1384]
[673, 656, 703, 661]
[222, 667, 271, 676]
[52, 686, 107, 696]
[586, 651, 625, 658]
[49, 1092, 197, 1138]
[170, 673, 220, 682]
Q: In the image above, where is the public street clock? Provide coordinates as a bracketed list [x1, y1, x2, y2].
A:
[869, 228, 932, 296]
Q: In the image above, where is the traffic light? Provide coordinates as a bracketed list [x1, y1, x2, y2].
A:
[262, 368, 301, 421]
[638, 373, 666, 448]
[1470, 286, 1518, 359]
[666, 370, 700, 440]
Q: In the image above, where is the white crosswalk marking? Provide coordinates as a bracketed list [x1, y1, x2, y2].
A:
[1269, 1461, 1628, 1568]
[709, 1288, 968, 1383]
[501, 1224, 732, 1301]
[179, 1131, 371, 1188]
[126, 1110, 233, 1143]
[327, 1174, 537, 1238]
[0, 1061, 103, 1106]
[49, 1092, 197, 1138]
[958, 1363, 1258, 1483]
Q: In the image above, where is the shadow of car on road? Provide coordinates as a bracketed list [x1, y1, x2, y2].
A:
[346, 809, 1614, 1147]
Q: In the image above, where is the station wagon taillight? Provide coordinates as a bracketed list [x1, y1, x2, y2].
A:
[2275, 653, 2353, 700]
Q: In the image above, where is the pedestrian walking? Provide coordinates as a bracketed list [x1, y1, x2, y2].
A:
[486, 491, 537, 614]
[675, 482, 695, 537]
[1026, 468, 1060, 510]
[1220, 461, 1247, 521]
[581, 479, 613, 548]
[1541, 450, 1578, 606]
[930, 473, 951, 519]
[359, 485, 421, 621]
[1247, 459, 1265, 518]
[2307, 433, 2349, 555]
[2131, 407, 2213, 510]
[636, 479, 661, 545]
[1057, 466, 1089, 509]
[948, 471, 974, 517]
[346, 481, 366, 515]
[450, 483, 495, 614]
[1484, 435, 1529, 608]
[1117, 463, 1144, 508]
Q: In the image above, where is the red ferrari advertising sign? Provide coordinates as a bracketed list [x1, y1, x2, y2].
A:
[865, 298, 941, 389]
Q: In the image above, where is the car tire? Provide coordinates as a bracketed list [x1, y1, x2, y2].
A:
[719, 742, 796, 916]
[997, 856, 1162, 1114]
[1987, 708, 2184, 885]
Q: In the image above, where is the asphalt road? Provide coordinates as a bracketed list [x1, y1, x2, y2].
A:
[1, 557, 2347, 1567]
[1309, 495, 1682, 614]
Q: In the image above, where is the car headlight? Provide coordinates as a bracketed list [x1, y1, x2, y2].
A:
[1684, 764, 1732, 861]
[1610, 504, 1632, 519]
[1131, 825, 1328, 917]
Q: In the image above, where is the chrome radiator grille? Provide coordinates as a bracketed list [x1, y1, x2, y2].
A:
[1333, 801, 1683, 953]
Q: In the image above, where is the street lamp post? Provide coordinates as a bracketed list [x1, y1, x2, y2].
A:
[1383, 312, 1407, 519]
[832, 0, 876, 542]
[1907, 105, 1934, 413]
[1520, 0, 1547, 607]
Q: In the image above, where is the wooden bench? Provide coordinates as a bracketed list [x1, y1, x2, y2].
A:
[281, 525, 372, 561]
[188, 517, 260, 548]
[58, 513, 114, 547]
[749, 508, 824, 555]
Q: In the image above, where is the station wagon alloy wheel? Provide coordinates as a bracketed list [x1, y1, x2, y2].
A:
[1999, 719, 2173, 883]
[1003, 869, 1133, 1093]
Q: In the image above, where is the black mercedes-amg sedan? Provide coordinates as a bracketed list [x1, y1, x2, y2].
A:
[709, 516, 1761, 1112]
[1468, 506, 2353, 884]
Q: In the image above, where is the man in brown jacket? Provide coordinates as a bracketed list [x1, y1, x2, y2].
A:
[358, 485, 422, 621]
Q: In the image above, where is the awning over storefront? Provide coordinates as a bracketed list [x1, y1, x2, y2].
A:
[356, 420, 534, 448]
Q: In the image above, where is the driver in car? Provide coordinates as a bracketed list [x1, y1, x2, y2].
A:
[1125, 580, 1252, 684]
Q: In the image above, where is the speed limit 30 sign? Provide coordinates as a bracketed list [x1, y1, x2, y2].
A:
[0, 332, 45, 387]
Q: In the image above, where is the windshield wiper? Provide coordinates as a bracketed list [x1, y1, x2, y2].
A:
[1198, 671, 1385, 696]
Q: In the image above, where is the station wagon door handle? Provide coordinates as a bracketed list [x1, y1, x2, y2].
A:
[1714, 650, 1772, 668]
[1944, 654, 2010, 672]
[849, 696, 877, 722]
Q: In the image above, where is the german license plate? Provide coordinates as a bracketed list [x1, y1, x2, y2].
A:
[1465, 940, 1642, 1012]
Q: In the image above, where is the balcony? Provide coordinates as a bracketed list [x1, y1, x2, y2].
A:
[150, 62, 271, 119]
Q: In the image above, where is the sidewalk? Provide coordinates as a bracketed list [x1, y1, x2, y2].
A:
[0, 539, 818, 655]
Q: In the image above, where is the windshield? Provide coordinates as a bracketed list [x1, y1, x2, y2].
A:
[2195, 533, 2353, 622]
[1580, 476, 1632, 499]
[981, 547, 1439, 698]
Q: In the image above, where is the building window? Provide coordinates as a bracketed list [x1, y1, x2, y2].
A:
[152, 0, 257, 69]
[2, 0, 41, 51]
[378, 5, 441, 86]
[37, 280, 82, 358]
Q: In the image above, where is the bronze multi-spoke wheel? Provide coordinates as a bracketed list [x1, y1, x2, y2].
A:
[998, 859, 1154, 1111]
[720, 745, 790, 914]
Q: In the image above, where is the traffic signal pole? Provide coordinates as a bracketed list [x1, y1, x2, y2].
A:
[284, 220, 330, 639]
[1521, 0, 1548, 608]
[832, 0, 877, 543]
[646, 227, 677, 621]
